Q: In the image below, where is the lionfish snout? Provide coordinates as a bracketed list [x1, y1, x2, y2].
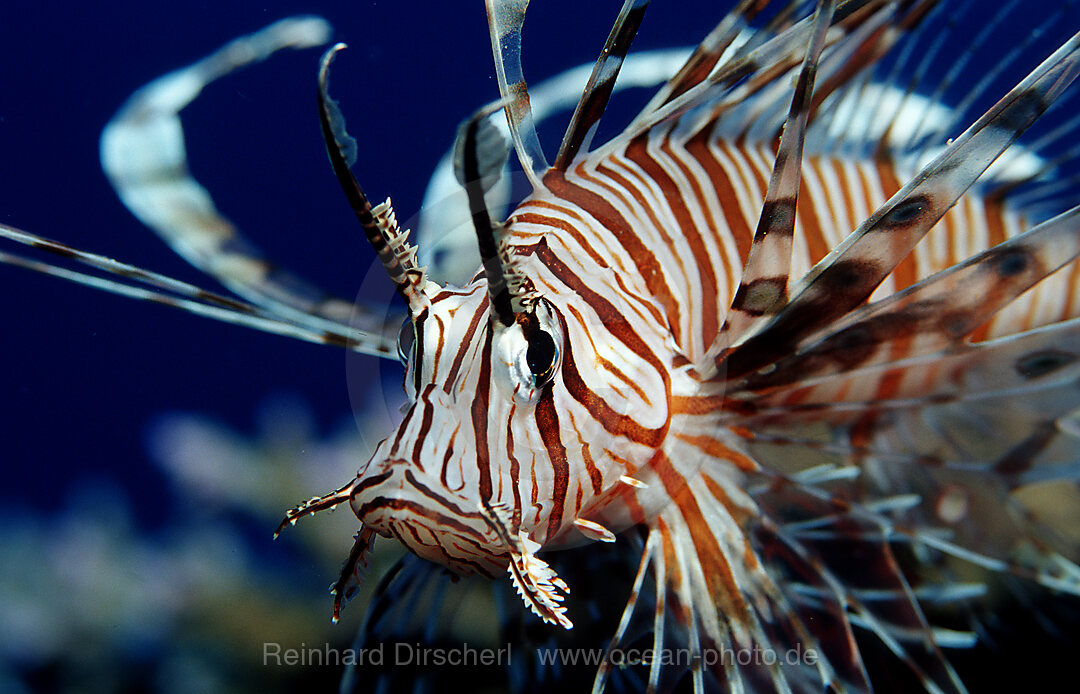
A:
[346, 457, 508, 577]
[280, 448, 576, 629]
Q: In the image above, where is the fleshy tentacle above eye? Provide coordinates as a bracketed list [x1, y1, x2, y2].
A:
[455, 101, 562, 392]
[316, 43, 432, 317]
[454, 99, 522, 327]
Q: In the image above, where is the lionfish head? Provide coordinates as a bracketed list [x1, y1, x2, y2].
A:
[345, 282, 568, 574]
[273, 44, 678, 630]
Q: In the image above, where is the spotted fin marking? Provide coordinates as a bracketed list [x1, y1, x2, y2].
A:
[735, 205, 1080, 392]
[711, 0, 838, 361]
[907, 0, 1070, 165]
[721, 28, 1080, 381]
[727, 324, 1080, 638]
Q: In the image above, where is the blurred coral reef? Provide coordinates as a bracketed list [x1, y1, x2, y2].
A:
[0, 396, 403, 694]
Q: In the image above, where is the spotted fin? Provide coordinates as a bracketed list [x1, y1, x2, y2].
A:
[713, 0, 837, 354]
[719, 28, 1080, 381]
[733, 205, 1080, 392]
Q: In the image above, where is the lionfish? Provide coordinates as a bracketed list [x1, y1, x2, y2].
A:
[3, 0, 1080, 691]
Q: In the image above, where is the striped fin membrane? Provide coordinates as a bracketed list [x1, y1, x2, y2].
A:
[735, 206, 1080, 393]
[1, 17, 402, 358]
[719, 26, 1080, 381]
[559, 2, 1080, 692]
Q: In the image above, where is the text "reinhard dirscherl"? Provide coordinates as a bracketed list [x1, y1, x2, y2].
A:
[263, 642, 511, 667]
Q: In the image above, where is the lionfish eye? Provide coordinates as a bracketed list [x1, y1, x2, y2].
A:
[397, 318, 416, 365]
[525, 329, 558, 387]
